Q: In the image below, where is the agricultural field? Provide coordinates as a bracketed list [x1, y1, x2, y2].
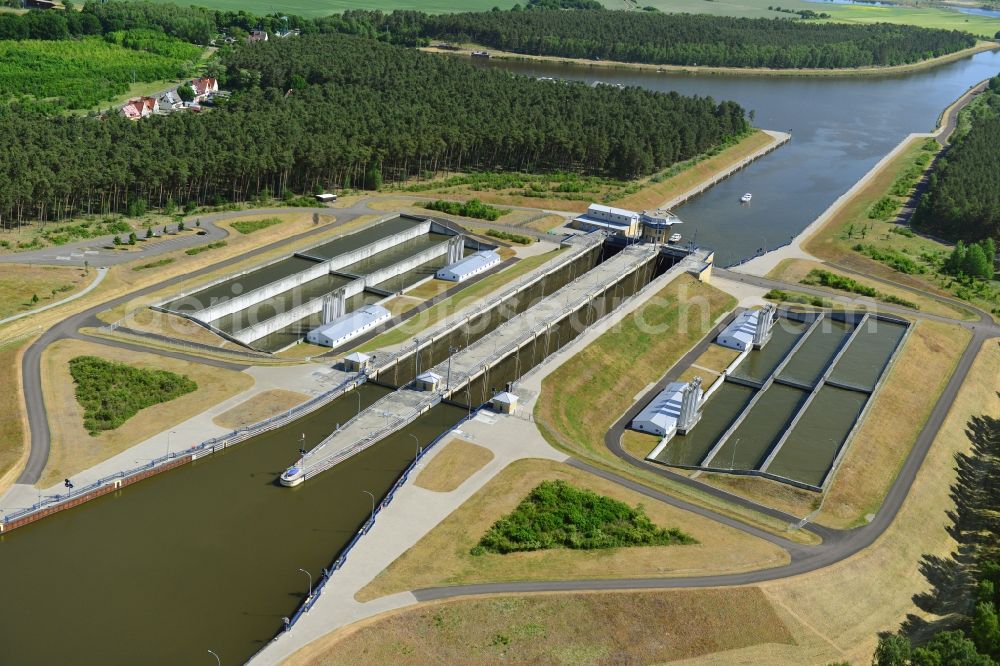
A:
[0, 33, 204, 111]
[143, 0, 518, 17]
[630, 0, 1000, 37]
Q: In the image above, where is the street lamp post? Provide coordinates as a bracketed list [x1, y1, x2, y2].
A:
[298, 567, 313, 599]
[167, 430, 176, 458]
[207, 649, 221, 666]
[409, 433, 421, 459]
[362, 490, 375, 524]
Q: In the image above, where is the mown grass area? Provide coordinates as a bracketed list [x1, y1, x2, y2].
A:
[802, 136, 1000, 320]
[357, 458, 790, 602]
[299, 588, 795, 665]
[230, 217, 284, 234]
[536, 274, 735, 463]
[415, 439, 494, 493]
[356, 248, 565, 351]
[0, 264, 91, 320]
[40, 339, 254, 486]
[211, 388, 308, 429]
[69, 356, 197, 435]
[0, 337, 27, 495]
[475, 479, 694, 554]
[621, 429, 659, 460]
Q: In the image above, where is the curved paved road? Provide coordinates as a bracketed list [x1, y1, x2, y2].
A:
[15, 202, 382, 483]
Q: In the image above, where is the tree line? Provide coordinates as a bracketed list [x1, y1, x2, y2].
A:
[913, 77, 1000, 244]
[0, 32, 747, 226]
[871, 415, 1000, 665]
[335, 9, 976, 69]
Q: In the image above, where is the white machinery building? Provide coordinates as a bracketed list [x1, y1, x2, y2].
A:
[571, 204, 640, 237]
[436, 250, 501, 282]
[716, 305, 776, 351]
[306, 304, 391, 348]
[631, 378, 703, 438]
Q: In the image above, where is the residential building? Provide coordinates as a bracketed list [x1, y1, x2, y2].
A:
[120, 97, 157, 120]
[190, 77, 219, 102]
[157, 90, 182, 112]
[248, 29, 269, 43]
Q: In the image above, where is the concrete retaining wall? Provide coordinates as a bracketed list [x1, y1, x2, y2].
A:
[362, 239, 450, 290]
[301, 220, 432, 270]
[192, 260, 331, 323]
[232, 277, 366, 345]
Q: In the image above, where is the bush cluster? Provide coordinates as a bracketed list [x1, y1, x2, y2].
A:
[474, 479, 696, 554]
[68, 356, 197, 435]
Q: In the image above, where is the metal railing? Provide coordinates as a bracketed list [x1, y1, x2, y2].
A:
[246, 407, 482, 663]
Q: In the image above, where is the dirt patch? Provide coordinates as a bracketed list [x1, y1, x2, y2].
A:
[415, 439, 495, 493]
[357, 458, 789, 602]
[39, 339, 254, 487]
[212, 388, 309, 429]
[294, 587, 794, 666]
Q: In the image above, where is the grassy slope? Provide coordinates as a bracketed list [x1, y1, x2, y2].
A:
[39, 338, 254, 487]
[357, 458, 789, 601]
[294, 588, 794, 665]
[802, 135, 998, 319]
[0, 338, 29, 496]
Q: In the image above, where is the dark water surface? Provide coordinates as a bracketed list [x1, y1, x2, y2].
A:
[479, 50, 1000, 263]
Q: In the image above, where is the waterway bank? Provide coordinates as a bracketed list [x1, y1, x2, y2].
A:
[427, 40, 998, 78]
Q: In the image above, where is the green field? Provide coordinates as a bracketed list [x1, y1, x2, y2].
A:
[0, 34, 203, 111]
[143, 0, 518, 16]
[633, 0, 1000, 38]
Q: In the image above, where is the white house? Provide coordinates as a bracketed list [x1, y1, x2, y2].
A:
[190, 77, 219, 102]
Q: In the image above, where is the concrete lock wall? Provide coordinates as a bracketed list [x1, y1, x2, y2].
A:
[362, 240, 450, 290]
[191, 259, 331, 324]
[232, 277, 366, 345]
[305, 220, 433, 271]
[187, 220, 435, 324]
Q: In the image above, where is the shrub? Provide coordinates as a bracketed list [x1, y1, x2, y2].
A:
[231, 217, 284, 234]
[475, 480, 695, 554]
[853, 244, 924, 274]
[185, 240, 227, 255]
[487, 229, 532, 244]
[868, 196, 899, 221]
[422, 199, 510, 221]
[68, 356, 197, 435]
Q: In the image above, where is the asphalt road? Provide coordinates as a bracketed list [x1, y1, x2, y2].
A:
[15, 202, 382, 483]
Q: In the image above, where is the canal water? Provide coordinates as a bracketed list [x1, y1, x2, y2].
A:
[729, 318, 808, 384]
[706, 383, 810, 470]
[829, 318, 909, 390]
[0, 384, 466, 664]
[778, 318, 853, 387]
[652, 382, 757, 466]
[478, 49, 1000, 263]
[767, 385, 869, 487]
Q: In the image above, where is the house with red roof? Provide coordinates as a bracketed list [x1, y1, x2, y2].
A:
[119, 97, 157, 120]
[190, 77, 219, 102]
